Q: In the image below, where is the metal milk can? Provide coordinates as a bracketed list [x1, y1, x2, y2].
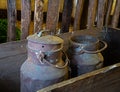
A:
[67, 35, 107, 77]
[20, 31, 68, 92]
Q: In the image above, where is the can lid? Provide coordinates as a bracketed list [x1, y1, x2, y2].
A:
[27, 33, 63, 44]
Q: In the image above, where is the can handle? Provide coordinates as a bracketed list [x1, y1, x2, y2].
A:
[37, 51, 69, 69]
[83, 40, 107, 54]
[37, 30, 51, 37]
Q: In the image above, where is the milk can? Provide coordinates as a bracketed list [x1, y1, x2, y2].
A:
[20, 30, 68, 92]
[67, 35, 107, 77]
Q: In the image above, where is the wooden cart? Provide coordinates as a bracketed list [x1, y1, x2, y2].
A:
[0, 27, 120, 92]
[0, 0, 120, 92]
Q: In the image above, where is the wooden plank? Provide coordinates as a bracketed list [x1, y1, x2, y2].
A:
[0, 54, 26, 92]
[73, 0, 84, 31]
[0, 41, 27, 92]
[38, 63, 120, 92]
[112, 0, 120, 28]
[46, 0, 60, 34]
[7, 0, 16, 41]
[87, 0, 97, 29]
[105, 0, 113, 26]
[0, 40, 27, 58]
[61, 0, 73, 33]
[21, 0, 31, 39]
[34, 0, 44, 33]
[97, 0, 107, 28]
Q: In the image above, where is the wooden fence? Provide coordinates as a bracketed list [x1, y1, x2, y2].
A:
[6, 0, 120, 41]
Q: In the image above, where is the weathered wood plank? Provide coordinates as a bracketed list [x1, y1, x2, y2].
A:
[105, 0, 113, 26]
[21, 0, 31, 39]
[7, 0, 16, 41]
[0, 41, 27, 92]
[0, 54, 26, 92]
[46, 0, 60, 34]
[87, 0, 97, 29]
[0, 40, 27, 58]
[61, 0, 73, 33]
[73, 0, 84, 31]
[38, 63, 120, 92]
[34, 0, 44, 33]
[97, 0, 107, 28]
[112, 0, 120, 28]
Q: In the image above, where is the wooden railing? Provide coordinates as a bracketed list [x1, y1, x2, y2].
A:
[6, 0, 120, 41]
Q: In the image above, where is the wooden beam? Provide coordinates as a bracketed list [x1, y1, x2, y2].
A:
[21, 0, 31, 39]
[73, 0, 84, 31]
[34, 0, 44, 33]
[46, 0, 60, 34]
[7, 0, 16, 41]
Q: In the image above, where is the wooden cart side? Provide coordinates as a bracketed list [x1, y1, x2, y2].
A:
[37, 62, 120, 92]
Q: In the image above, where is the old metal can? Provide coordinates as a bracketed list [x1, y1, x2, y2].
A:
[20, 30, 68, 92]
[67, 35, 107, 77]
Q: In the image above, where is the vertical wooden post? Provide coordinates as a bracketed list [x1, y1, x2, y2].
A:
[112, 0, 120, 28]
[46, 0, 60, 34]
[105, 0, 113, 26]
[73, 0, 84, 31]
[61, 0, 73, 33]
[97, 0, 107, 28]
[34, 0, 44, 33]
[87, 0, 97, 29]
[7, 0, 16, 41]
[21, 0, 31, 39]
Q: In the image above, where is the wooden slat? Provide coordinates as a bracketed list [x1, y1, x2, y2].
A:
[21, 0, 31, 39]
[34, 0, 44, 33]
[61, 0, 73, 33]
[112, 0, 120, 28]
[46, 0, 60, 34]
[97, 0, 107, 28]
[87, 0, 97, 29]
[7, 0, 16, 41]
[73, 0, 84, 31]
[38, 63, 120, 92]
[0, 41, 27, 92]
[1, 28, 120, 92]
[105, 0, 113, 26]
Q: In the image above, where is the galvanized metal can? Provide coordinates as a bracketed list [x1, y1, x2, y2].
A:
[67, 35, 107, 77]
[20, 31, 68, 92]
